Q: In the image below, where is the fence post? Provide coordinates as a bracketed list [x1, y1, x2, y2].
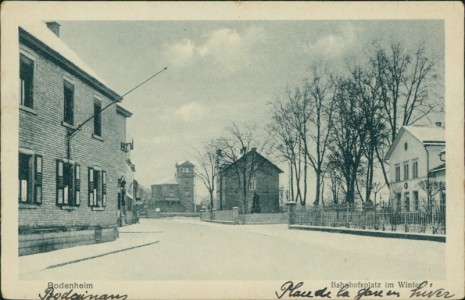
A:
[232, 207, 239, 225]
[287, 202, 297, 228]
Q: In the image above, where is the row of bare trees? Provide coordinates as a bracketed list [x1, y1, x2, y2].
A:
[194, 40, 441, 211]
[269, 40, 441, 207]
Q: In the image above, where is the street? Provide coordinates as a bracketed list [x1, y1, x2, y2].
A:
[20, 218, 445, 280]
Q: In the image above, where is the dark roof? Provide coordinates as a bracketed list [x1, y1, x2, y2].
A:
[222, 150, 283, 173]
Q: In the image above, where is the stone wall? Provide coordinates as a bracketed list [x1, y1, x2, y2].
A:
[200, 209, 287, 225]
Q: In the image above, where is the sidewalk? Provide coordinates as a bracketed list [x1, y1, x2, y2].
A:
[19, 219, 162, 277]
[289, 224, 446, 242]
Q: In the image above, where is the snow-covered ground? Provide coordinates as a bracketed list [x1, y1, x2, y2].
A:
[20, 217, 445, 280]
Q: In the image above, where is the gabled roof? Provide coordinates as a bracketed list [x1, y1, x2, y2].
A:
[429, 163, 446, 174]
[403, 126, 445, 144]
[176, 161, 195, 167]
[222, 150, 283, 173]
[19, 21, 121, 101]
[385, 126, 445, 161]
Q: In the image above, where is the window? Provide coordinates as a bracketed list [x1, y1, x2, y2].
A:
[404, 142, 408, 150]
[94, 99, 102, 137]
[20, 54, 34, 108]
[412, 160, 418, 179]
[413, 191, 419, 211]
[404, 192, 410, 212]
[56, 160, 80, 206]
[395, 164, 401, 182]
[249, 177, 256, 191]
[18, 153, 42, 204]
[88, 168, 106, 208]
[63, 81, 74, 125]
[403, 162, 409, 181]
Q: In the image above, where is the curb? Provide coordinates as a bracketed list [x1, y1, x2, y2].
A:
[45, 240, 160, 270]
[289, 225, 446, 243]
[202, 220, 236, 225]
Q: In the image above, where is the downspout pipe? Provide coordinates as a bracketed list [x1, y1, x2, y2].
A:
[423, 145, 431, 213]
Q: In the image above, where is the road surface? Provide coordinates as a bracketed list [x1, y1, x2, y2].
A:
[21, 217, 445, 280]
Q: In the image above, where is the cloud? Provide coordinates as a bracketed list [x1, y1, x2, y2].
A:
[164, 38, 195, 67]
[173, 102, 209, 122]
[303, 23, 359, 58]
[162, 26, 267, 74]
[197, 28, 241, 57]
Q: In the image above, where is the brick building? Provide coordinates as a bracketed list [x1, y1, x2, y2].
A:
[216, 148, 283, 214]
[18, 21, 132, 255]
[150, 161, 195, 212]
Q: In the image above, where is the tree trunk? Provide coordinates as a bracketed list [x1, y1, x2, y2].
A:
[314, 171, 321, 206]
[375, 146, 390, 189]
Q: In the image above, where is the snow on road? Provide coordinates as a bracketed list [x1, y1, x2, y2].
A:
[21, 217, 445, 280]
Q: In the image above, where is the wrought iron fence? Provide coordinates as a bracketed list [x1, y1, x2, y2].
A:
[295, 204, 446, 235]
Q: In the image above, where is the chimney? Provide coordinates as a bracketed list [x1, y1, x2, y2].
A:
[251, 147, 257, 152]
[240, 147, 247, 155]
[46, 21, 60, 37]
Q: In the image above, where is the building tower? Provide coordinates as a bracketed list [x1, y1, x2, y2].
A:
[176, 161, 195, 211]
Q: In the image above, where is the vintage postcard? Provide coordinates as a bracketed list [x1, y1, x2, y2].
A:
[1, 1, 464, 299]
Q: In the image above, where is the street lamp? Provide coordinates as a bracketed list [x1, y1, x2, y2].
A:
[215, 149, 223, 212]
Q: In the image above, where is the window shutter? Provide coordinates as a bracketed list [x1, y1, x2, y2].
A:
[75, 164, 80, 205]
[88, 168, 94, 206]
[102, 171, 107, 207]
[34, 155, 43, 204]
[56, 160, 64, 205]
[63, 163, 72, 205]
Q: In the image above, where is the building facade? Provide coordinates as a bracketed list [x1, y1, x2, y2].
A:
[18, 21, 131, 255]
[216, 148, 283, 214]
[118, 132, 141, 226]
[385, 125, 445, 212]
[150, 161, 195, 212]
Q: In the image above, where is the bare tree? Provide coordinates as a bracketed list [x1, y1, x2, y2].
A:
[301, 65, 334, 206]
[417, 178, 445, 212]
[328, 78, 368, 205]
[349, 65, 388, 199]
[269, 95, 305, 205]
[369, 41, 440, 187]
[268, 65, 334, 207]
[194, 139, 220, 212]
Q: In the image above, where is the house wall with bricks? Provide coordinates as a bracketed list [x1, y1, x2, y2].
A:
[218, 150, 282, 214]
[18, 22, 131, 255]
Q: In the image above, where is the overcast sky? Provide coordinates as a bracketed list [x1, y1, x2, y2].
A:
[58, 20, 444, 197]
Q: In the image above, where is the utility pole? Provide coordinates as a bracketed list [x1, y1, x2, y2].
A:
[66, 67, 168, 160]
